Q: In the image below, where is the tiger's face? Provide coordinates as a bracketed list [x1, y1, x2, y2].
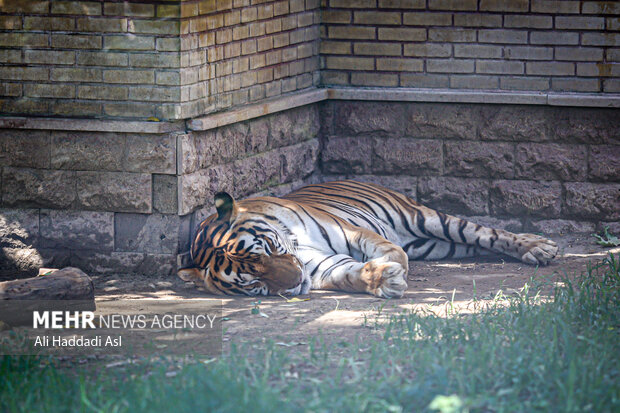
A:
[178, 192, 309, 296]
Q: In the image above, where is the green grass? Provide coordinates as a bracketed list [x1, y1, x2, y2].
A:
[2, 254, 619, 413]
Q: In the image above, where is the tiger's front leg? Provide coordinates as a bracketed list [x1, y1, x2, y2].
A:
[306, 252, 408, 298]
[303, 226, 409, 298]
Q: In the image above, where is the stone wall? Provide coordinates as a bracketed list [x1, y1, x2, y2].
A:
[0, 104, 320, 277]
[320, 100, 620, 234]
[321, 0, 620, 93]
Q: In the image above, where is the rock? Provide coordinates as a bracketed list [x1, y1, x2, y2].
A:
[0, 208, 39, 248]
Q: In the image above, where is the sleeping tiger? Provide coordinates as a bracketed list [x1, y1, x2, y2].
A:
[178, 180, 558, 298]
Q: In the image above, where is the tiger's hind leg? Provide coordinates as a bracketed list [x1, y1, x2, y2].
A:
[404, 238, 490, 261]
[305, 252, 408, 298]
[398, 205, 558, 265]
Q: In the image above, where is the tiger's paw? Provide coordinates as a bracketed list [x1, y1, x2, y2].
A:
[517, 234, 559, 266]
[362, 260, 407, 299]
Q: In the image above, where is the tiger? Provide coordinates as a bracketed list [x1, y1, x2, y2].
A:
[178, 180, 559, 298]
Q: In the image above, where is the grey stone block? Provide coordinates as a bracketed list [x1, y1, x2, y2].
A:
[319, 101, 335, 137]
[0, 208, 39, 248]
[407, 103, 479, 140]
[322, 136, 373, 174]
[564, 182, 620, 220]
[351, 175, 417, 200]
[178, 170, 210, 216]
[479, 105, 551, 142]
[490, 180, 562, 218]
[51, 132, 175, 173]
[0, 130, 50, 169]
[459, 215, 523, 233]
[335, 101, 406, 136]
[233, 151, 282, 199]
[153, 174, 178, 214]
[373, 138, 442, 175]
[516, 143, 587, 181]
[589, 145, 620, 182]
[246, 116, 270, 153]
[40, 209, 114, 250]
[526, 219, 596, 235]
[125, 133, 176, 174]
[418, 177, 489, 216]
[270, 104, 319, 148]
[600, 221, 620, 234]
[214, 122, 251, 164]
[51, 131, 125, 171]
[445, 141, 514, 178]
[178, 214, 192, 254]
[177, 133, 200, 175]
[71, 250, 176, 276]
[76, 171, 152, 213]
[178, 164, 235, 215]
[115, 213, 179, 254]
[280, 139, 319, 183]
[2, 167, 76, 209]
[551, 108, 620, 144]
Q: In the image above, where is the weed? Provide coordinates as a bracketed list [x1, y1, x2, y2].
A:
[592, 226, 620, 247]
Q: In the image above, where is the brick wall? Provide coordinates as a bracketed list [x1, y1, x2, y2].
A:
[0, 0, 320, 120]
[321, 0, 620, 92]
[320, 100, 620, 235]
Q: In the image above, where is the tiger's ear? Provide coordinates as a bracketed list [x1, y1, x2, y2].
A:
[214, 192, 237, 222]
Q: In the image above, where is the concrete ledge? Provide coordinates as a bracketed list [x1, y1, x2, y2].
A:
[0, 117, 185, 133]
[1, 88, 617, 134]
[187, 88, 328, 131]
[328, 87, 620, 108]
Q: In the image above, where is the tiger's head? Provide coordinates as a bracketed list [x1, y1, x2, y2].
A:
[178, 192, 309, 296]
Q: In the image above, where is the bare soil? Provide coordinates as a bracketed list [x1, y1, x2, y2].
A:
[90, 234, 619, 351]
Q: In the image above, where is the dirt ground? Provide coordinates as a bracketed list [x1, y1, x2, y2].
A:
[90, 234, 619, 351]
